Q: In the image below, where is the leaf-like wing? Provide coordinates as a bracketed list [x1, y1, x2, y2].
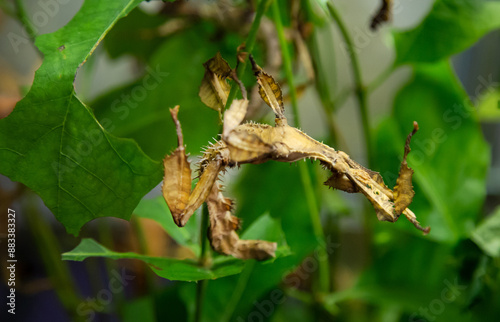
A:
[394, 122, 418, 215]
[162, 106, 192, 222]
[223, 99, 249, 138]
[250, 56, 286, 124]
[199, 52, 233, 114]
[346, 168, 397, 223]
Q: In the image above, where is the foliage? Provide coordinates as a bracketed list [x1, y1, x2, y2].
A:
[1, 0, 500, 321]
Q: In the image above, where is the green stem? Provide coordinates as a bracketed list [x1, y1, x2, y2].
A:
[367, 64, 396, 94]
[225, 0, 273, 109]
[13, 0, 37, 40]
[327, 2, 372, 165]
[25, 194, 83, 321]
[220, 261, 256, 321]
[194, 279, 207, 322]
[97, 220, 126, 309]
[308, 28, 341, 148]
[194, 205, 211, 322]
[198, 204, 211, 266]
[271, 0, 330, 294]
[131, 217, 156, 294]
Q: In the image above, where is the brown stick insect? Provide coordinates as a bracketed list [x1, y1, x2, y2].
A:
[162, 53, 429, 261]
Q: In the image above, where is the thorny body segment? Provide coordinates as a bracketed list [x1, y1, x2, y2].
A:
[162, 54, 429, 261]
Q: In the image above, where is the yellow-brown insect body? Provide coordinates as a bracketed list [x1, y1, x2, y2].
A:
[162, 54, 429, 261]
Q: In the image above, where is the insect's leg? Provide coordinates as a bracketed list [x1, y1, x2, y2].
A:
[206, 182, 277, 260]
[162, 106, 222, 227]
[324, 170, 359, 193]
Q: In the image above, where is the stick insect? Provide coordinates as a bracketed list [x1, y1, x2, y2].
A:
[162, 53, 429, 261]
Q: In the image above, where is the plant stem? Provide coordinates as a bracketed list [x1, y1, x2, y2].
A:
[327, 2, 372, 165]
[271, 0, 330, 294]
[25, 194, 83, 321]
[225, 0, 273, 109]
[198, 204, 211, 266]
[194, 278, 207, 322]
[131, 217, 156, 294]
[308, 28, 342, 148]
[97, 220, 126, 309]
[194, 205, 210, 322]
[220, 261, 256, 321]
[367, 64, 396, 94]
[13, 0, 37, 40]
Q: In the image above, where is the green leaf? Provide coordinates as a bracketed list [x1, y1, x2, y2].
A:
[62, 238, 244, 282]
[471, 207, 500, 257]
[373, 61, 490, 242]
[326, 230, 470, 321]
[477, 88, 500, 122]
[133, 196, 200, 256]
[63, 211, 290, 282]
[394, 0, 500, 66]
[0, 0, 162, 235]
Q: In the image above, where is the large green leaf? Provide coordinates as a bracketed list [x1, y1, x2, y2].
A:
[63, 212, 289, 281]
[0, 0, 162, 235]
[325, 228, 471, 321]
[394, 0, 500, 66]
[373, 61, 490, 242]
[62, 238, 244, 282]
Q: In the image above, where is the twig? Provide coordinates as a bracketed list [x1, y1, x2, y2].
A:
[327, 2, 372, 165]
[13, 0, 37, 40]
[225, 0, 273, 109]
[194, 205, 211, 322]
[271, 0, 330, 294]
